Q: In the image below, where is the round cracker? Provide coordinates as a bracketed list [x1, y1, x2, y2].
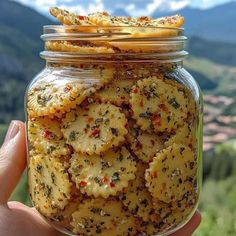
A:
[130, 76, 188, 133]
[120, 162, 158, 222]
[145, 144, 196, 203]
[69, 147, 137, 198]
[28, 117, 70, 157]
[61, 103, 128, 155]
[127, 124, 164, 163]
[28, 154, 72, 216]
[71, 198, 137, 236]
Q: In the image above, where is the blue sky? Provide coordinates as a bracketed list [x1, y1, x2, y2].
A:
[13, 0, 236, 16]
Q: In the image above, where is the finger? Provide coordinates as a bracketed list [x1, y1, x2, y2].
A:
[6, 202, 64, 236]
[0, 121, 26, 204]
[171, 211, 201, 236]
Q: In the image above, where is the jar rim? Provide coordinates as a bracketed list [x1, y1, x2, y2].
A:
[41, 25, 187, 62]
[42, 25, 186, 41]
[40, 51, 188, 63]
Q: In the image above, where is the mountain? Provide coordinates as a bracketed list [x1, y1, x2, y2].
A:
[0, 0, 53, 123]
[111, 1, 236, 43]
[0, 0, 52, 41]
[153, 2, 236, 43]
[0, 0, 53, 77]
[187, 37, 236, 67]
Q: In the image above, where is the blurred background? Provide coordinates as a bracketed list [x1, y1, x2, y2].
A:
[0, 0, 236, 235]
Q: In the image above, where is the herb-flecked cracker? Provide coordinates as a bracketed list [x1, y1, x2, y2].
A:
[27, 78, 96, 118]
[28, 117, 70, 157]
[49, 7, 90, 25]
[46, 41, 115, 54]
[61, 103, 128, 154]
[28, 154, 72, 216]
[165, 123, 196, 150]
[50, 7, 184, 29]
[69, 147, 137, 198]
[94, 78, 135, 106]
[71, 198, 138, 236]
[127, 125, 164, 163]
[130, 76, 188, 132]
[120, 162, 158, 222]
[145, 144, 196, 203]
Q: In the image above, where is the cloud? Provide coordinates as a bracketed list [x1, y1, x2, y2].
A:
[13, 0, 235, 16]
[56, 4, 86, 15]
[169, 0, 189, 10]
[88, 0, 105, 14]
[14, 0, 57, 12]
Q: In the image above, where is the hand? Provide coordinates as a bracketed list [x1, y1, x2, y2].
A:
[0, 120, 201, 236]
[0, 120, 63, 236]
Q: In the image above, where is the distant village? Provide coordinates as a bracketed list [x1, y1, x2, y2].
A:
[203, 95, 236, 152]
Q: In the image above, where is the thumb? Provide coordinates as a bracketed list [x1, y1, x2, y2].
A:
[0, 121, 26, 204]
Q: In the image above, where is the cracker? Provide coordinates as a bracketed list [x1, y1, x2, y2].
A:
[61, 103, 128, 154]
[94, 78, 135, 106]
[46, 41, 115, 54]
[165, 123, 196, 150]
[127, 126, 164, 163]
[28, 117, 70, 157]
[27, 77, 95, 118]
[120, 162, 158, 222]
[145, 144, 196, 203]
[28, 154, 72, 216]
[130, 76, 188, 132]
[69, 147, 137, 198]
[71, 198, 137, 236]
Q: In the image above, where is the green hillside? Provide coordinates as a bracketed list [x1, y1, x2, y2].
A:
[0, 0, 52, 124]
[185, 56, 236, 96]
[188, 36, 236, 67]
[194, 139, 236, 236]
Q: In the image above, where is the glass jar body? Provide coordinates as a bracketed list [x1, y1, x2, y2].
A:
[26, 60, 202, 236]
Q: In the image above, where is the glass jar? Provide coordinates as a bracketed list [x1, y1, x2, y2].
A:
[26, 25, 203, 236]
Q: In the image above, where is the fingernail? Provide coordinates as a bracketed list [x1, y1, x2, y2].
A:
[4, 121, 20, 143]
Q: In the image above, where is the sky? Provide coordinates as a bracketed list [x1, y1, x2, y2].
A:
[13, 0, 236, 16]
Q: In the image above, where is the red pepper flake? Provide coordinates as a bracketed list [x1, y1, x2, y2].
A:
[42, 130, 55, 140]
[133, 87, 139, 93]
[89, 128, 101, 138]
[86, 117, 94, 123]
[151, 114, 161, 126]
[102, 176, 109, 183]
[110, 182, 115, 188]
[77, 15, 85, 20]
[159, 103, 167, 111]
[83, 128, 88, 133]
[79, 181, 87, 187]
[139, 16, 150, 21]
[64, 84, 72, 93]
[139, 100, 144, 107]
